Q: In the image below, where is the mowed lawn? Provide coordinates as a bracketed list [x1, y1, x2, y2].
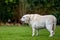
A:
[0, 25, 60, 40]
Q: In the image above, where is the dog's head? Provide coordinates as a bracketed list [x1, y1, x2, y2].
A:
[20, 14, 30, 24]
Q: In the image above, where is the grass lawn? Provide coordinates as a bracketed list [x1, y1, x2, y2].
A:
[0, 25, 60, 40]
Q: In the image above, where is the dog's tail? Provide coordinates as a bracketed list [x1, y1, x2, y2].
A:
[53, 17, 57, 32]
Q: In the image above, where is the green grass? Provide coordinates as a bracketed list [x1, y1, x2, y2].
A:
[0, 25, 60, 40]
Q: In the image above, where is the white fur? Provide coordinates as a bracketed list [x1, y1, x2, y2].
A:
[21, 14, 57, 37]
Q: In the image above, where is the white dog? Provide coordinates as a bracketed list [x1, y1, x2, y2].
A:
[21, 14, 57, 37]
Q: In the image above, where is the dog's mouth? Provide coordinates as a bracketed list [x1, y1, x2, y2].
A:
[20, 19, 25, 25]
[22, 21, 25, 23]
[20, 21, 25, 25]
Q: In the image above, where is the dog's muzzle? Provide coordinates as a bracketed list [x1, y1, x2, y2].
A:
[20, 19, 25, 25]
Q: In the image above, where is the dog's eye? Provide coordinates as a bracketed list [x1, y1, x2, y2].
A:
[23, 17, 25, 19]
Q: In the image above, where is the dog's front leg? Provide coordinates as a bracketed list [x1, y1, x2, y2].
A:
[32, 28, 35, 36]
[36, 29, 39, 36]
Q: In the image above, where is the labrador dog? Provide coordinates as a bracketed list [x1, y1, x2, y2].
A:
[21, 14, 57, 37]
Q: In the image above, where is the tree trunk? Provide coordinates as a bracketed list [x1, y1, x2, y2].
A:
[19, 0, 27, 17]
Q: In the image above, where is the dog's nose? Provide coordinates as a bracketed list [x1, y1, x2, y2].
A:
[20, 21, 25, 25]
[20, 20, 24, 25]
[20, 19, 22, 21]
[21, 21, 24, 23]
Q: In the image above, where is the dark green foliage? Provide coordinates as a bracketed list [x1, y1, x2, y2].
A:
[0, 0, 60, 24]
[0, 0, 19, 23]
[26, 0, 60, 24]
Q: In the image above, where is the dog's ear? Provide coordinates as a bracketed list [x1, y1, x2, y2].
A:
[26, 16, 30, 20]
[26, 15, 30, 22]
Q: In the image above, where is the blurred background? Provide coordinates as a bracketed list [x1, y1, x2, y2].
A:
[0, 0, 60, 25]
